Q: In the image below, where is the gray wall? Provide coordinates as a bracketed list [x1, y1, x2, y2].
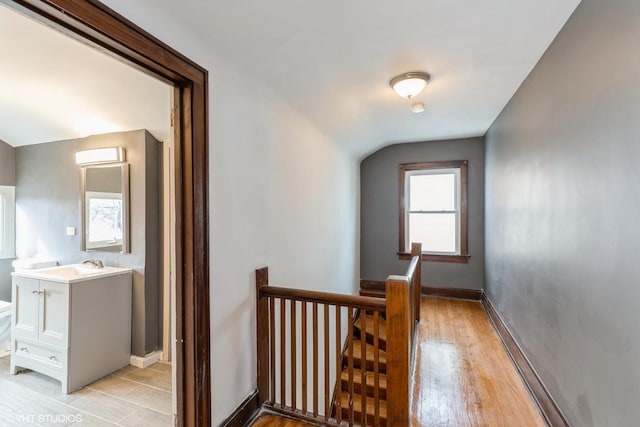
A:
[15, 130, 162, 356]
[484, 0, 640, 425]
[143, 132, 162, 354]
[361, 137, 484, 288]
[0, 138, 16, 301]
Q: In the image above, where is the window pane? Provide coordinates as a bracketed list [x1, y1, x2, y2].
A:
[409, 173, 455, 211]
[409, 213, 457, 253]
[88, 198, 123, 243]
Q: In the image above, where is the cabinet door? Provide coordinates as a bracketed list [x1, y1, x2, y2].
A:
[12, 276, 39, 340]
[38, 281, 68, 348]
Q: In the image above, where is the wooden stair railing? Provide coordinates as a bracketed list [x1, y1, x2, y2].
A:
[333, 311, 387, 426]
[256, 243, 422, 426]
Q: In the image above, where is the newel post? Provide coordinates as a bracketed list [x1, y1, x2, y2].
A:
[386, 274, 410, 426]
[411, 242, 422, 324]
[256, 267, 270, 405]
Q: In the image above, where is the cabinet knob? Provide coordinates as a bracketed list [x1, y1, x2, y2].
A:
[19, 347, 28, 352]
[49, 355, 57, 361]
[32, 290, 38, 294]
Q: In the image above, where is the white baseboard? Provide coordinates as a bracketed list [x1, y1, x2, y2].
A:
[130, 350, 163, 368]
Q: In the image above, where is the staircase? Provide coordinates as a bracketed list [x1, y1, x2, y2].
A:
[256, 244, 421, 426]
[333, 312, 388, 426]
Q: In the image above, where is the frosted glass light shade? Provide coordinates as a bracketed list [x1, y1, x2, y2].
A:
[390, 71, 431, 99]
[75, 147, 125, 165]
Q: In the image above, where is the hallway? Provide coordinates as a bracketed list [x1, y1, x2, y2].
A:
[411, 297, 545, 426]
[251, 296, 546, 426]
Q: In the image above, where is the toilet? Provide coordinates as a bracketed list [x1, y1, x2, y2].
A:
[0, 258, 57, 357]
[0, 301, 10, 357]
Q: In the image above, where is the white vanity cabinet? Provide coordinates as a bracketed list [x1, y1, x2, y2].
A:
[10, 267, 132, 393]
[13, 278, 67, 347]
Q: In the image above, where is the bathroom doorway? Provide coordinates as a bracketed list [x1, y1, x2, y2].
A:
[0, 0, 209, 425]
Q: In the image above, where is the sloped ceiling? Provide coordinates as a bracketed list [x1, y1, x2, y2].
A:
[0, 5, 171, 147]
[107, 0, 581, 157]
[2, 0, 582, 157]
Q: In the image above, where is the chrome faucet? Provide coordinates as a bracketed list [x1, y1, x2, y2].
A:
[81, 259, 104, 269]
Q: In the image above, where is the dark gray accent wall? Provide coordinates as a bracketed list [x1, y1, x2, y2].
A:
[360, 137, 484, 288]
[15, 130, 163, 356]
[143, 131, 162, 354]
[0, 138, 16, 301]
[484, 0, 640, 425]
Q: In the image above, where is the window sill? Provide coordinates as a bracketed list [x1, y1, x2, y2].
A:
[397, 252, 470, 264]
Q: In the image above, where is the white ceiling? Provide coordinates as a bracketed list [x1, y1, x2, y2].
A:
[0, 4, 171, 147]
[1, 1, 581, 156]
[134, 0, 581, 156]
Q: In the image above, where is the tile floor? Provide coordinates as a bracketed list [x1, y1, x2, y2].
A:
[0, 355, 173, 426]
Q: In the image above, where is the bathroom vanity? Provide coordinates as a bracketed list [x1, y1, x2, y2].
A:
[10, 264, 132, 393]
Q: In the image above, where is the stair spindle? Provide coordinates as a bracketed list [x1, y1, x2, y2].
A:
[301, 301, 307, 414]
[324, 304, 330, 420]
[335, 305, 342, 422]
[361, 312, 367, 427]
[374, 310, 380, 427]
[280, 298, 286, 407]
[313, 302, 319, 417]
[269, 297, 275, 402]
[291, 299, 297, 408]
[348, 307, 354, 426]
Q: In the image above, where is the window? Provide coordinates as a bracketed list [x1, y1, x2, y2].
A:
[0, 185, 15, 260]
[399, 161, 468, 263]
[85, 191, 124, 250]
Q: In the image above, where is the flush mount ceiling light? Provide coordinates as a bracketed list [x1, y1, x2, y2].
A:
[75, 147, 125, 165]
[389, 71, 431, 99]
[412, 102, 426, 114]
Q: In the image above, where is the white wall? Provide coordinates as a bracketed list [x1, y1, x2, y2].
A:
[99, 2, 360, 424]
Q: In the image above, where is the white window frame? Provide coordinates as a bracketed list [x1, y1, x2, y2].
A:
[84, 190, 124, 250]
[405, 167, 461, 255]
[0, 185, 16, 260]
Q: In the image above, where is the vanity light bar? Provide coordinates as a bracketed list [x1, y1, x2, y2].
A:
[75, 147, 125, 165]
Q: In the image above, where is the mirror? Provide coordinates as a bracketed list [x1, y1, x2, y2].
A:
[81, 163, 130, 253]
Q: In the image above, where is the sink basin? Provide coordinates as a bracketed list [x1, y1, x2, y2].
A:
[36, 264, 106, 277]
[13, 264, 132, 283]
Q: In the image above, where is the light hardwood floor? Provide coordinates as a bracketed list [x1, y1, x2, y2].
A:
[250, 296, 546, 427]
[411, 297, 546, 427]
[0, 356, 172, 426]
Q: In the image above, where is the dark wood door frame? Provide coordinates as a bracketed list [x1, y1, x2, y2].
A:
[6, 1, 211, 426]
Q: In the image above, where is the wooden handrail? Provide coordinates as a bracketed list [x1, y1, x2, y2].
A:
[256, 242, 422, 426]
[260, 285, 387, 311]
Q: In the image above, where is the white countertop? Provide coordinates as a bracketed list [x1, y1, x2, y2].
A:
[12, 264, 132, 284]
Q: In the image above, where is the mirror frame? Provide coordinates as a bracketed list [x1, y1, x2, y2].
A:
[80, 163, 130, 253]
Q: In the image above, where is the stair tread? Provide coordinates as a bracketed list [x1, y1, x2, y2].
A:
[347, 341, 387, 364]
[340, 369, 387, 389]
[338, 393, 387, 419]
[354, 314, 387, 342]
